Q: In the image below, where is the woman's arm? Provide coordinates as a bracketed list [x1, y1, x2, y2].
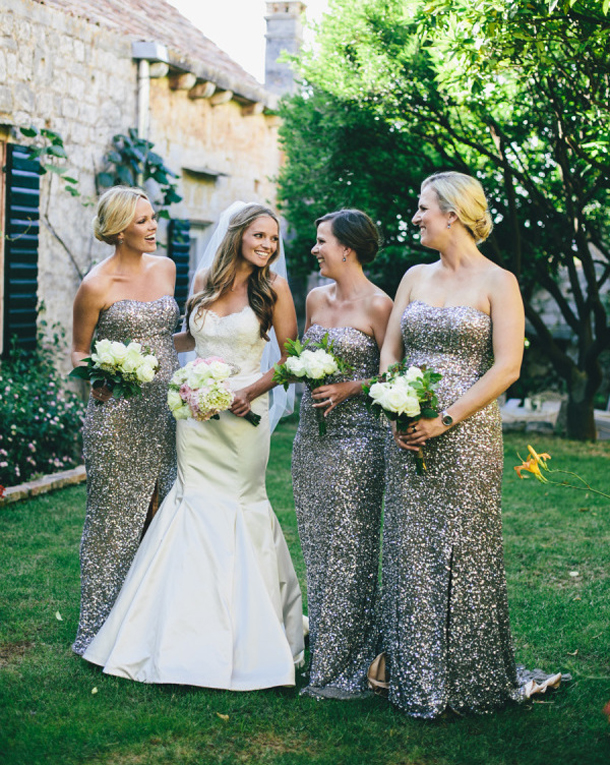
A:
[230, 277, 298, 416]
[379, 271, 412, 372]
[71, 277, 114, 402]
[173, 269, 205, 353]
[399, 269, 524, 451]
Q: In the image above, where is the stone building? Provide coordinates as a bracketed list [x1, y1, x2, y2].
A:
[0, 0, 304, 357]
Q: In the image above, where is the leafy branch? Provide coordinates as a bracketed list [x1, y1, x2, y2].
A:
[97, 128, 182, 219]
[18, 126, 80, 197]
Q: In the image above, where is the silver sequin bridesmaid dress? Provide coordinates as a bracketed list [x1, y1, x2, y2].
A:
[381, 301, 520, 716]
[292, 324, 385, 699]
[73, 296, 180, 656]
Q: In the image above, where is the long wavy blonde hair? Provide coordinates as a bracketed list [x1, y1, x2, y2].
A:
[186, 204, 281, 340]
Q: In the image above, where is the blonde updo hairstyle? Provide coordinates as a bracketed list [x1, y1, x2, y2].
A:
[186, 204, 281, 340]
[92, 186, 150, 245]
[422, 172, 493, 244]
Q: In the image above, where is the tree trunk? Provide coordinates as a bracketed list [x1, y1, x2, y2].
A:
[566, 372, 597, 441]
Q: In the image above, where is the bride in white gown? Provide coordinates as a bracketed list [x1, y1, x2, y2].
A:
[83, 203, 304, 690]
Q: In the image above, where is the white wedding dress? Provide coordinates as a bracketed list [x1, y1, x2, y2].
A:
[83, 306, 304, 690]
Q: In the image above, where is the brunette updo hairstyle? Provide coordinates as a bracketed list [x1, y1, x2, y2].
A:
[315, 209, 381, 265]
[92, 186, 150, 245]
[421, 172, 493, 244]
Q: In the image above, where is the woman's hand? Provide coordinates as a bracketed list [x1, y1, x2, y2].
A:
[393, 416, 449, 452]
[230, 388, 252, 417]
[311, 381, 361, 416]
[91, 383, 113, 404]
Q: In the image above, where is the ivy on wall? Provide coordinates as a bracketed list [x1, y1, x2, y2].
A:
[97, 128, 182, 218]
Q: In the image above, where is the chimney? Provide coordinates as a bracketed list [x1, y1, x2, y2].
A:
[264, 1, 306, 96]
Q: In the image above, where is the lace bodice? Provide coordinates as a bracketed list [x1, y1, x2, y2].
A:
[189, 305, 267, 384]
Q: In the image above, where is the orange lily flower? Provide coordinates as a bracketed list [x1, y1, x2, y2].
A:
[514, 444, 609, 503]
[514, 444, 551, 482]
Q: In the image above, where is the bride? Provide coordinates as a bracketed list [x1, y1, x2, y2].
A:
[83, 203, 304, 690]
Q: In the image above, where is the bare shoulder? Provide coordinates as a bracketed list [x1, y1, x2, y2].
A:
[192, 268, 208, 293]
[75, 261, 111, 304]
[368, 289, 393, 318]
[151, 254, 176, 276]
[305, 283, 331, 309]
[486, 262, 521, 297]
[271, 273, 292, 298]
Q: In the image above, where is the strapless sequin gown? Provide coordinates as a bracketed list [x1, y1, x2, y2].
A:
[73, 296, 180, 656]
[381, 301, 520, 716]
[292, 324, 385, 698]
[83, 306, 304, 689]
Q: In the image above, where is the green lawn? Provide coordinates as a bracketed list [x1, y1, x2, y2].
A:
[0, 419, 609, 765]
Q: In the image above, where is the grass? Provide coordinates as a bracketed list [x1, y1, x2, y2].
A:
[0, 418, 609, 764]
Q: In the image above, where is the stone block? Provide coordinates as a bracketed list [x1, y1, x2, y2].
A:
[0, 86, 13, 113]
[14, 82, 35, 111]
[0, 50, 6, 82]
[61, 98, 79, 120]
[73, 39, 85, 62]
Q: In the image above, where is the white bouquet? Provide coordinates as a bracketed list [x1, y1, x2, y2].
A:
[69, 339, 159, 402]
[273, 334, 353, 435]
[363, 361, 442, 475]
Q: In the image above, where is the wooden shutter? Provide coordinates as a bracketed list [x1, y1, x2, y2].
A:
[3, 144, 40, 354]
[168, 218, 190, 316]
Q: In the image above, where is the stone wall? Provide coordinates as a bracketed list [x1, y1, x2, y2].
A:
[0, 0, 283, 361]
[0, 0, 138, 353]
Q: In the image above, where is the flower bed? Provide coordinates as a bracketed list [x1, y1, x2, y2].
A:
[0, 326, 86, 487]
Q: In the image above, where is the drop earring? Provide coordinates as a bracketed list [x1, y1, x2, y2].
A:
[342, 256, 347, 262]
[447, 223, 451, 229]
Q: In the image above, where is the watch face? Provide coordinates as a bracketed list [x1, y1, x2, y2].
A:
[442, 413, 453, 426]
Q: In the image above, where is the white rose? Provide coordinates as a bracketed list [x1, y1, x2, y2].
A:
[187, 364, 212, 388]
[173, 404, 190, 420]
[369, 381, 390, 404]
[384, 385, 421, 416]
[316, 350, 339, 376]
[91, 339, 115, 366]
[285, 356, 307, 377]
[143, 354, 158, 369]
[300, 350, 326, 379]
[109, 341, 129, 364]
[167, 389, 183, 411]
[402, 393, 421, 418]
[207, 360, 231, 380]
[404, 366, 424, 383]
[135, 363, 155, 383]
[171, 367, 189, 386]
[126, 342, 142, 354]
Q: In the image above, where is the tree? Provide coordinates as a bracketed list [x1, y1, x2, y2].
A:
[278, 0, 610, 440]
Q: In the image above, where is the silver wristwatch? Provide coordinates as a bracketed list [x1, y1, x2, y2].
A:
[441, 410, 454, 427]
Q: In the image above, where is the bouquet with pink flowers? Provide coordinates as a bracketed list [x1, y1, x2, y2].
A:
[167, 356, 260, 426]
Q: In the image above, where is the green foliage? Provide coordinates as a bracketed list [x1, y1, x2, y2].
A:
[277, 89, 438, 293]
[0, 428, 609, 764]
[17, 126, 79, 197]
[0, 325, 86, 487]
[279, 0, 610, 439]
[97, 128, 182, 218]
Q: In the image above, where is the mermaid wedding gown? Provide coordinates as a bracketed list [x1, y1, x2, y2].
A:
[83, 305, 304, 689]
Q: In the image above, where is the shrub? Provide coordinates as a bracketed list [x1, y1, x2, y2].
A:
[0, 325, 86, 486]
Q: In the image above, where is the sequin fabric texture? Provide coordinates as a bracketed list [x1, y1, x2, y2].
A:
[381, 301, 521, 716]
[73, 296, 180, 656]
[292, 324, 385, 699]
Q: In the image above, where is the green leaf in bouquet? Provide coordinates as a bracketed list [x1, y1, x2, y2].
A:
[420, 407, 438, 419]
[68, 364, 93, 381]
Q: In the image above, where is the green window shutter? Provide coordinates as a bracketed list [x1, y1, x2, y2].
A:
[3, 144, 40, 354]
[168, 218, 190, 315]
